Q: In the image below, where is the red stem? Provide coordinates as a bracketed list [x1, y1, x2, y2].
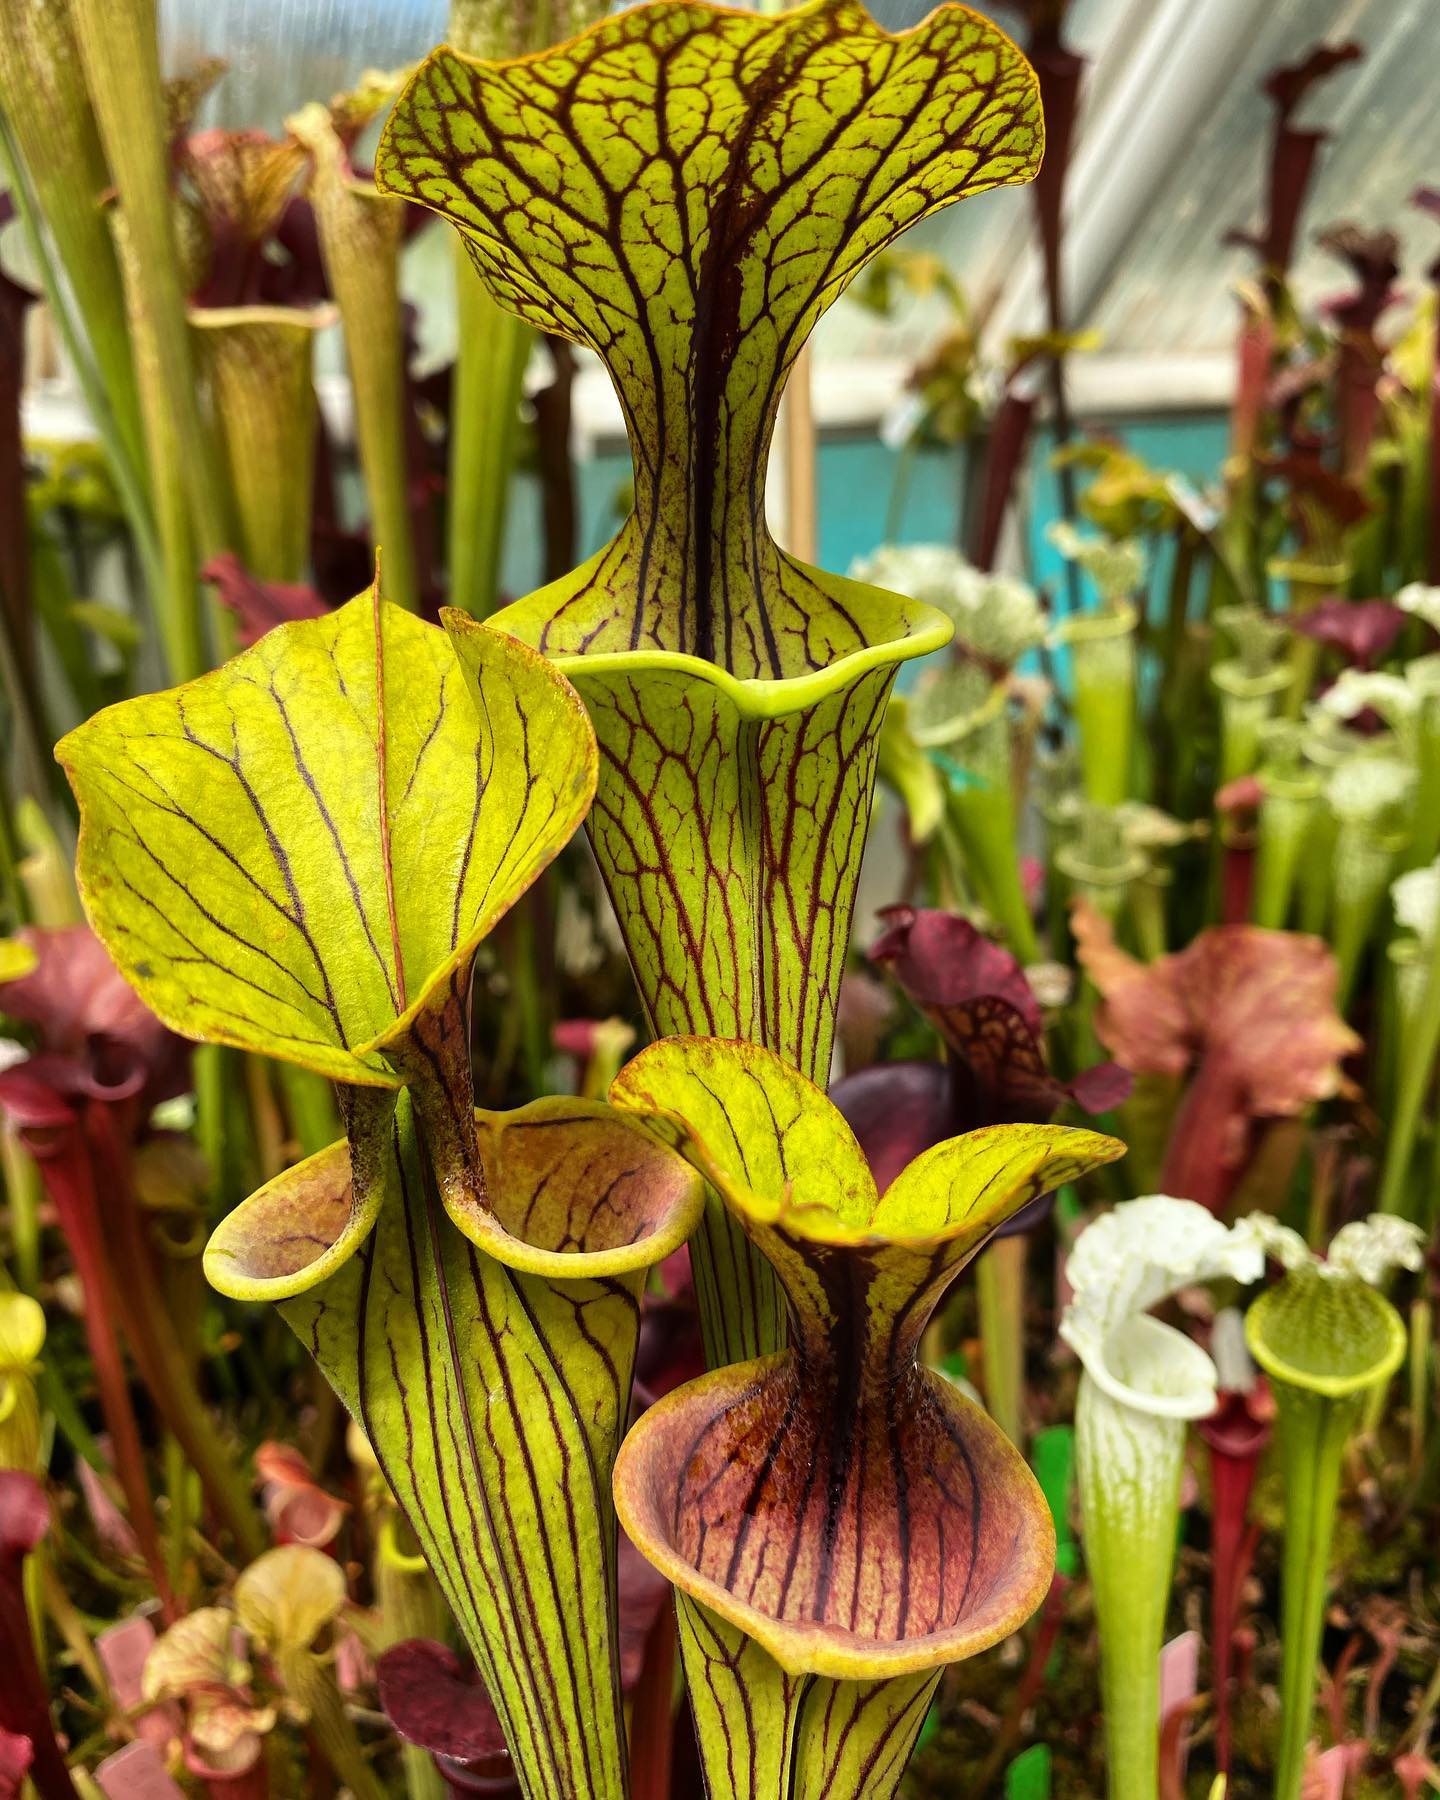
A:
[25, 1128, 176, 1616]
[1203, 1436, 1264, 1775]
[1026, 19, 1086, 607]
[85, 1106, 265, 1558]
[1230, 310, 1274, 466]
[1159, 1055, 1250, 1215]
[970, 390, 1037, 574]
[627, 1604, 677, 1800]
[1221, 837, 1256, 927]
[1327, 1633, 1364, 1747]
[1158, 1697, 1203, 1800]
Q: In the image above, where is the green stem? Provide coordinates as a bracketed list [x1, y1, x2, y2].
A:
[295, 109, 419, 612]
[976, 1235, 1026, 1445]
[676, 1593, 940, 1800]
[931, 688, 1038, 964]
[1378, 921, 1440, 1217]
[0, 111, 166, 633]
[191, 307, 328, 585]
[163, 1433, 192, 1603]
[277, 1064, 342, 1160]
[1213, 663, 1290, 786]
[0, 2, 147, 482]
[109, 209, 208, 683]
[195, 1045, 232, 1210]
[1268, 1385, 1359, 1800]
[885, 436, 918, 545]
[1153, 532, 1198, 816]
[449, 262, 531, 616]
[1409, 1299, 1430, 1477]
[1404, 662, 1440, 871]
[508, 899, 550, 1101]
[69, 0, 233, 562]
[283, 1654, 388, 1800]
[1128, 876, 1168, 963]
[0, 756, 28, 929]
[1377, 940, 1421, 1127]
[1064, 606, 1137, 808]
[944, 782, 1039, 964]
[1296, 802, 1340, 939]
[1075, 1375, 1183, 1800]
[1253, 766, 1319, 930]
[1283, 579, 1330, 720]
[0, 544, 62, 820]
[1329, 823, 1400, 1014]
[0, 1133, 42, 1293]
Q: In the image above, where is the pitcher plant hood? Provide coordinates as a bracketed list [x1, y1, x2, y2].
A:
[56, 586, 597, 1087]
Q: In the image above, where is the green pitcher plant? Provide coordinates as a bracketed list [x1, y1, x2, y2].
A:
[190, 301, 331, 589]
[1323, 753, 1414, 1009]
[1060, 1196, 1264, 1800]
[1210, 606, 1293, 785]
[376, 0, 1045, 1363]
[289, 78, 422, 614]
[1252, 722, 1323, 930]
[1243, 1214, 1424, 1800]
[1046, 525, 1145, 809]
[443, 0, 613, 619]
[853, 546, 1048, 961]
[611, 1035, 1124, 1800]
[55, 588, 707, 1800]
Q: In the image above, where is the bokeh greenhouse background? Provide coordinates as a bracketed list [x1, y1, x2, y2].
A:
[13, 0, 1431, 602]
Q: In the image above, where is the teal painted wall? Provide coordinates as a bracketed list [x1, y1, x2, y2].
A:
[498, 412, 1233, 624]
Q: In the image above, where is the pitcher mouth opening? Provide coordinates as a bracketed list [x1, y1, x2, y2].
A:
[205, 1099, 703, 1301]
[446, 1099, 704, 1279]
[487, 552, 954, 718]
[614, 1357, 1055, 1681]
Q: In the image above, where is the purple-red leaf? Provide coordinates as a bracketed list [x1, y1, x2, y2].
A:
[829, 1060, 954, 1199]
[1317, 222, 1402, 330]
[1290, 597, 1408, 669]
[376, 1640, 510, 1768]
[871, 904, 1043, 1038]
[1264, 44, 1364, 120]
[1072, 902, 1359, 1211]
[202, 553, 328, 648]
[0, 926, 186, 1109]
[866, 905, 1130, 1130]
[836, 908, 1128, 1230]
